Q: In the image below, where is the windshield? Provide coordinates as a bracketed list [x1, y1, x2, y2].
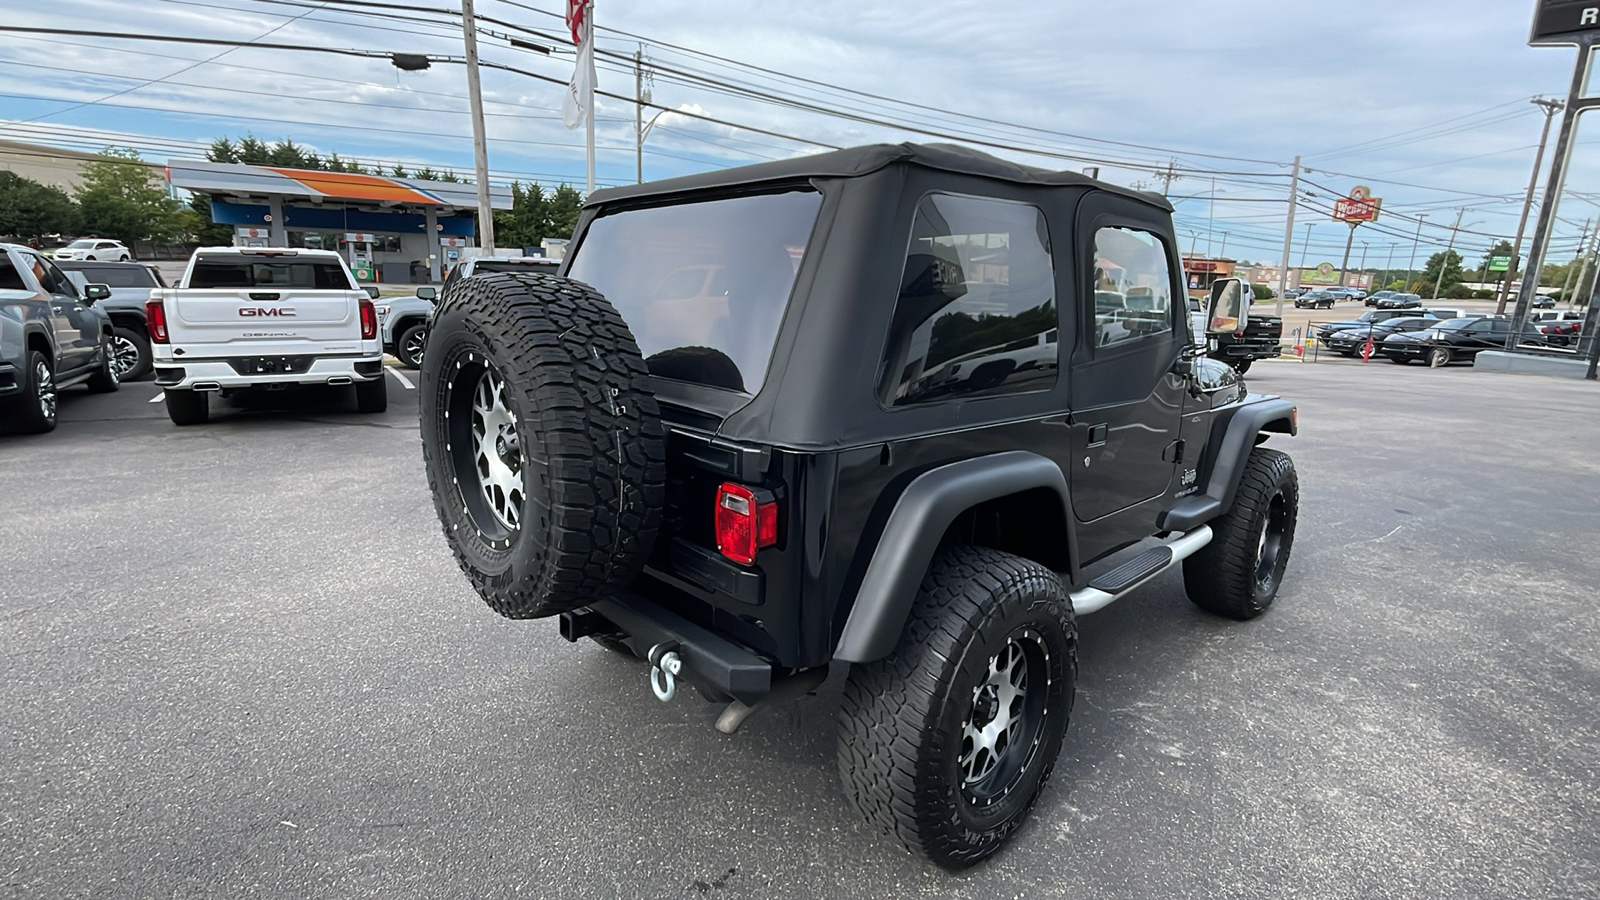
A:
[190, 257, 353, 289]
[67, 240, 96, 249]
[567, 190, 822, 394]
[1434, 318, 1477, 331]
[76, 266, 156, 288]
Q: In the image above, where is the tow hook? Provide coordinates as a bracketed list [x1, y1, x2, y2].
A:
[647, 642, 683, 702]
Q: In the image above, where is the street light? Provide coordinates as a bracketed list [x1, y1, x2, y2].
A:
[636, 107, 670, 184]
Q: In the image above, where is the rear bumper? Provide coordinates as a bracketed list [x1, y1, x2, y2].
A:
[152, 353, 384, 389]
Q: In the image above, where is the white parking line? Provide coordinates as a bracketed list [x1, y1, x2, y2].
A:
[386, 366, 416, 389]
[149, 392, 165, 403]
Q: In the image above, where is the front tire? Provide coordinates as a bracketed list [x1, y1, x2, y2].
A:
[1231, 358, 1253, 375]
[1428, 347, 1451, 368]
[838, 546, 1076, 869]
[4, 350, 57, 434]
[1183, 447, 1298, 619]
[395, 322, 427, 369]
[164, 388, 208, 425]
[111, 327, 152, 381]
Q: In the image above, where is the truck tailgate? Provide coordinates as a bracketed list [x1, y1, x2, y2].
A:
[163, 288, 363, 350]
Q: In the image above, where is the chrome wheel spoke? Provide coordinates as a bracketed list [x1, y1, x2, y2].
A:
[469, 366, 523, 531]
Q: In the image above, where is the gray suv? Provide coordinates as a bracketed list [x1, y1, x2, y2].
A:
[0, 243, 120, 433]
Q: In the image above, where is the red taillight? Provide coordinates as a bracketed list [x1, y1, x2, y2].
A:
[359, 298, 377, 340]
[145, 299, 168, 343]
[715, 483, 778, 566]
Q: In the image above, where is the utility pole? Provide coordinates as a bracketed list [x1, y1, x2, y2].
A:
[1358, 241, 1369, 290]
[460, 0, 495, 252]
[1570, 220, 1599, 309]
[1559, 218, 1591, 302]
[1300, 222, 1314, 267]
[1220, 232, 1229, 258]
[635, 47, 644, 184]
[1207, 176, 1216, 254]
[1432, 207, 1468, 300]
[1407, 214, 1428, 291]
[1155, 159, 1181, 195]
[1381, 243, 1396, 291]
[1498, 97, 1565, 313]
[585, 1, 595, 194]
[1276, 155, 1300, 317]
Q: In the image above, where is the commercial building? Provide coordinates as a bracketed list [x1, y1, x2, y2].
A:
[167, 159, 512, 283]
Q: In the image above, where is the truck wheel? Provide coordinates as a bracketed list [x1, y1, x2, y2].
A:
[355, 376, 388, 413]
[1183, 447, 1298, 620]
[420, 272, 665, 620]
[164, 388, 209, 425]
[85, 339, 121, 393]
[837, 546, 1076, 869]
[111, 327, 152, 381]
[1231, 358, 1253, 375]
[4, 350, 57, 434]
[395, 322, 428, 369]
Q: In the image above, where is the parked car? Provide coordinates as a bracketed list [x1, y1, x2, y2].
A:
[0, 243, 120, 433]
[1322, 316, 1438, 357]
[1294, 290, 1338, 309]
[1380, 316, 1543, 367]
[1530, 310, 1583, 347]
[417, 144, 1301, 868]
[148, 247, 385, 425]
[1320, 286, 1357, 301]
[1313, 308, 1436, 343]
[442, 256, 560, 289]
[1375, 292, 1423, 309]
[55, 259, 163, 380]
[1366, 290, 1396, 307]
[52, 239, 131, 262]
[1532, 295, 1556, 309]
[379, 286, 438, 369]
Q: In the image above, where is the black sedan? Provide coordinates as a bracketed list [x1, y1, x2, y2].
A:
[1314, 309, 1430, 343]
[1323, 316, 1439, 357]
[1375, 292, 1423, 309]
[1380, 317, 1544, 367]
[1295, 290, 1338, 309]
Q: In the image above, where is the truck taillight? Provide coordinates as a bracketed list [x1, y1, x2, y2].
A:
[145, 299, 168, 343]
[714, 483, 778, 566]
[359, 298, 377, 339]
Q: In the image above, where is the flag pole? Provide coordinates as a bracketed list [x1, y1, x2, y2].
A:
[585, 1, 595, 194]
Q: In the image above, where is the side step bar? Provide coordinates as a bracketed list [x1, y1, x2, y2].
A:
[1070, 526, 1213, 615]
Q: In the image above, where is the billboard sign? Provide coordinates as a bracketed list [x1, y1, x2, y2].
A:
[1300, 262, 1342, 285]
[1489, 256, 1513, 272]
[1532, 0, 1600, 45]
[1333, 186, 1384, 223]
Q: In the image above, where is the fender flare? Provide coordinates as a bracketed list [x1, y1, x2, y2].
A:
[1160, 397, 1296, 532]
[832, 450, 1070, 664]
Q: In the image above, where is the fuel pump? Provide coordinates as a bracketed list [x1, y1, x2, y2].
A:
[344, 232, 376, 283]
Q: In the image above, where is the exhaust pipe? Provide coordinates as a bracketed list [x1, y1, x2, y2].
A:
[192, 382, 221, 392]
[327, 376, 353, 386]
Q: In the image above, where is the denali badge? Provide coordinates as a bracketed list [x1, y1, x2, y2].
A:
[239, 307, 296, 316]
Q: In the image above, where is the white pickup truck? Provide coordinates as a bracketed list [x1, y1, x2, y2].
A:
[147, 247, 386, 425]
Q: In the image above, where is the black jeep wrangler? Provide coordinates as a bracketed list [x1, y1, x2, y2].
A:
[418, 144, 1300, 868]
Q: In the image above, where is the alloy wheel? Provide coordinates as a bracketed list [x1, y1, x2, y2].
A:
[35, 359, 56, 421]
[402, 328, 427, 367]
[470, 365, 523, 531]
[960, 630, 1050, 807]
[110, 335, 140, 378]
[1254, 491, 1289, 594]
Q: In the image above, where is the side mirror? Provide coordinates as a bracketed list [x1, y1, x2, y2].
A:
[1206, 278, 1250, 334]
[363, 285, 381, 300]
[416, 286, 438, 301]
[83, 283, 112, 303]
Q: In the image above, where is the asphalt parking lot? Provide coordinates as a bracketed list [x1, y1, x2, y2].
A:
[3, 361, 1598, 899]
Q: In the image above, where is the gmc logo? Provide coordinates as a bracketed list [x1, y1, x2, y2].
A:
[239, 307, 296, 317]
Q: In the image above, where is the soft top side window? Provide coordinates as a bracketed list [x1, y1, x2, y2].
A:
[1090, 227, 1173, 350]
[880, 193, 1058, 407]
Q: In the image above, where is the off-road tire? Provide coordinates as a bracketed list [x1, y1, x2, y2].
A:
[85, 339, 120, 393]
[420, 272, 665, 620]
[395, 322, 428, 369]
[838, 546, 1077, 869]
[111, 326, 152, 381]
[1231, 358, 1253, 375]
[5, 350, 57, 434]
[164, 388, 209, 425]
[1183, 447, 1298, 619]
[355, 376, 387, 413]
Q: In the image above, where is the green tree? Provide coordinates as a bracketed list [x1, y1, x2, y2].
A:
[547, 184, 584, 240]
[1420, 249, 1464, 295]
[389, 163, 409, 178]
[495, 181, 551, 249]
[236, 135, 271, 165]
[75, 148, 181, 243]
[207, 137, 240, 164]
[412, 166, 439, 181]
[438, 169, 462, 183]
[0, 171, 78, 241]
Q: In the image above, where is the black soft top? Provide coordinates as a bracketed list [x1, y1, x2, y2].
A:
[586, 142, 1172, 212]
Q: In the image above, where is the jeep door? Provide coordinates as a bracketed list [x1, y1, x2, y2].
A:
[1067, 193, 1186, 526]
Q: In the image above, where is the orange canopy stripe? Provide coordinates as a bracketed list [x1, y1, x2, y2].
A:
[268, 168, 445, 205]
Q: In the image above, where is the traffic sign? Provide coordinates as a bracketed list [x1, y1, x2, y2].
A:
[1532, 0, 1600, 46]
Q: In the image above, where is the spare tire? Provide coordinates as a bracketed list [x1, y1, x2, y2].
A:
[420, 272, 666, 619]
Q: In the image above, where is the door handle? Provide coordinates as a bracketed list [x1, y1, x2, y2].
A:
[1087, 424, 1109, 447]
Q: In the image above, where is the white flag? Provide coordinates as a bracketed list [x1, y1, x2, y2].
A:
[562, 36, 594, 130]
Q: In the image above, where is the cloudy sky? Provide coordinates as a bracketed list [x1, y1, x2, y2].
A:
[3, 0, 1597, 267]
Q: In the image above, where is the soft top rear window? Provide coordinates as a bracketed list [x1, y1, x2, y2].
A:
[190, 258, 353, 289]
[566, 190, 822, 394]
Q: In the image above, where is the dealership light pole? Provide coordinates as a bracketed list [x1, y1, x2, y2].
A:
[460, 0, 495, 252]
[1498, 97, 1565, 313]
